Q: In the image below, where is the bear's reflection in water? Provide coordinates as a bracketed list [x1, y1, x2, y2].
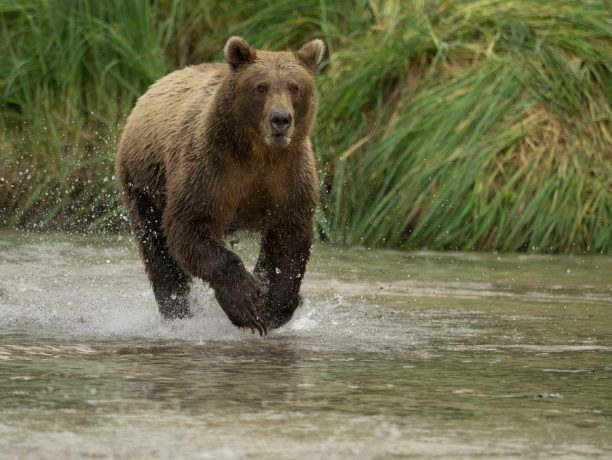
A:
[114, 339, 302, 413]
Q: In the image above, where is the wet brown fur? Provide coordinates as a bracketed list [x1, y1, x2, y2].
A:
[116, 37, 324, 334]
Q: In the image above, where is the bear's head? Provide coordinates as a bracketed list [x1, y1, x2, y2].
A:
[224, 36, 324, 149]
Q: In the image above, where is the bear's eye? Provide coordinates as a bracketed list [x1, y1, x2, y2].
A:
[289, 84, 300, 96]
[256, 83, 268, 94]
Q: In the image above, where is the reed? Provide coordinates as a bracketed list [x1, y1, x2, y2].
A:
[1, 0, 610, 252]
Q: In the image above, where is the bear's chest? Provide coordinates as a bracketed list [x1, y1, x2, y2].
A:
[231, 177, 287, 232]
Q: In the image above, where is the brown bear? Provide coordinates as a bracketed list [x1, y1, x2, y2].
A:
[115, 37, 324, 335]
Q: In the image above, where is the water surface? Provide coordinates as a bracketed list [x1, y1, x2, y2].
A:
[1, 231, 611, 458]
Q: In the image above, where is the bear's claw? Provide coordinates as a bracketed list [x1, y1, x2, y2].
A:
[212, 272, 268, 336]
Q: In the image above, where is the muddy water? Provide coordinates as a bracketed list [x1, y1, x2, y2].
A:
[0, 231, 611, 459]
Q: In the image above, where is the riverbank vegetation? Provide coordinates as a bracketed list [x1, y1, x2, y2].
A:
[1, 0, 610, 252]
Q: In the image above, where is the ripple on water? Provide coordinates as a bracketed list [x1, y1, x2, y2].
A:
[447, 344, 612, 353]
[0, 343, 98, 360]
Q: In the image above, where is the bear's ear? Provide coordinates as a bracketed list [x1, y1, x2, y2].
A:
[224, 36, 255, 70]
[295, 39, 325, 71]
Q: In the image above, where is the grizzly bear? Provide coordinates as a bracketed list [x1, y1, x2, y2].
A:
[115, 37, 324, 335]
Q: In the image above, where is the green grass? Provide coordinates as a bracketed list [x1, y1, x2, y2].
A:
[1, 0, 610, 252]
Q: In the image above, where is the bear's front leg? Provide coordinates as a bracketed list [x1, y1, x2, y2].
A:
[208, 251, 267, 335]
[258, 219, 313, 329]
[164, 216, 267, 335]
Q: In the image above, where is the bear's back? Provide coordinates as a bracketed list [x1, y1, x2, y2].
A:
[143, 63, 226, 109]
[125, 62, 227, 146]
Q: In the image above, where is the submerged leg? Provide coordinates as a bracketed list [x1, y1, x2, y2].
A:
[124, 189, 192, 319]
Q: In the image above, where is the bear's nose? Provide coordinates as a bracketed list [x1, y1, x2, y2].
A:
[270, 110, 292, 133]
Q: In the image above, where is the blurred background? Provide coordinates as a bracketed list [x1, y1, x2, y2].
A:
[1, 0, 610, 253]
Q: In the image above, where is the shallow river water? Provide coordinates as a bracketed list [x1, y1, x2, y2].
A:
[0, 231, 611, 459]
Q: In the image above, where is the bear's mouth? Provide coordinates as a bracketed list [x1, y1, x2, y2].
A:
[264, 134, 291, 147]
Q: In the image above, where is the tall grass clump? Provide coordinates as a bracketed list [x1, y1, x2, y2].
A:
[1, 0, 610, 252]
[313, 0, 611, 252]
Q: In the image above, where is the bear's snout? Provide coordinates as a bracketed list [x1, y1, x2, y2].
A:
[270, 110, 292, 134]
